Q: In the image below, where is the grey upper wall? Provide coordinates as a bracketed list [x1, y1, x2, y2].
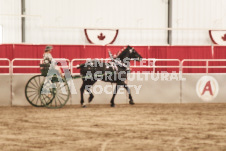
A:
[0, 0, 225, 45]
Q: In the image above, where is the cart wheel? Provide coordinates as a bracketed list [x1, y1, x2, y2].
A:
[25, 75, 53, 107]
[42, 78, 70, 109]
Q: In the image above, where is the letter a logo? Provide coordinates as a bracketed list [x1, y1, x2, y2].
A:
[196, 76, 219, 102]
[201, 81, 213, 96]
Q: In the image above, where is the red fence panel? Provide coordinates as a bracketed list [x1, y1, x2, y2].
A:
[0, 44, 13, 60]
[1, 44, 226, 73]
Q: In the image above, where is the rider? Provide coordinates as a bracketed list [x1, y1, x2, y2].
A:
[43, 45, 63, 77]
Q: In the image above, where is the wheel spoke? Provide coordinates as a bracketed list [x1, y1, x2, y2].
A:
[44, 95, 51, 105]
[36, 95, 42, 105]
[41, 77, 45, 85]
[41, 95, 47, 104]
[56, 96, 63, 106]
[29, 81, 38, 89]
[48, 98, 54, 107]
[27, 86, 37, 91]
[27, 92, 38, 99]
[38, 76, 41, 87]
[56, 83, 69, 95]
[45, 94, 52, 104]
[56, 94, 66, 102]
[56, 83, 68, 91]
[55, 96, 58, 107]
[30, 93, 39, 103]
[34, 77, 39, 89]
[26, 90, 37, 93]
[58, 92, 69, 97]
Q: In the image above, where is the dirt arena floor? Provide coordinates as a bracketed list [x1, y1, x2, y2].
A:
[0, 104, 226, 151]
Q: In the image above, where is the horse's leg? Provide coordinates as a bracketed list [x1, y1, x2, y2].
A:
[110, 84, 121, 107]
[85, 81, 96, 103]
[122, 81, 135, 105]
[80, 81, 86, 108]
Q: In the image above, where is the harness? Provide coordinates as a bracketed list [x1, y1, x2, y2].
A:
[108, 51, 130, 72]
[108, 61, 118, 72]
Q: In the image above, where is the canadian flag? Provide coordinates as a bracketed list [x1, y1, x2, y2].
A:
[84, 29, 118, 45]
[209, 30, 226, 45]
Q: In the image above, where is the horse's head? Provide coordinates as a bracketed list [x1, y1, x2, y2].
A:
[116, 45, 142, 63]
[125, 46, 142, 61]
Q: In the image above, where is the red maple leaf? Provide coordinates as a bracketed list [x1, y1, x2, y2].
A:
[98, 33, 105, 40]
[222, 34, 226, 41]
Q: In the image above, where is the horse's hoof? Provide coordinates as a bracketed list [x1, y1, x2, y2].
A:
[129, 101, 135, 105]
[88, 95, 94, 103]
[82, 105, 86, 108]
[111, 104, 115, 107]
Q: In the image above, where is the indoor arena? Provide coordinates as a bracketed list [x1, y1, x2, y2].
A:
[0, 0, 226, 150]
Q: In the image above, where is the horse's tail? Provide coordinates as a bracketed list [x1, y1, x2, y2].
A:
[76, 63, 85, 69]
[72, 64, 84, 79]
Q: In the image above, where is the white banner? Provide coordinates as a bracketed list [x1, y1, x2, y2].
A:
[209, 30, 226, 45]
[0, 25, 2, 44]
[84, 29, 118, 45]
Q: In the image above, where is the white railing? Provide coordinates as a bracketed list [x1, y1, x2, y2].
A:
[12, 58, 42, 73]
[70, 58, 181, 74]
[0, 58, 11, 74]
[130, 58, 181, 73]
[12, 58, 70, 74]
[70, 58, 111, 74]
[181, 59, 226, 73]
[0, 58, 225, 74]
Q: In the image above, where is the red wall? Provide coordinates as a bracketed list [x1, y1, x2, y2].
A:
[0, 44, 225, 73]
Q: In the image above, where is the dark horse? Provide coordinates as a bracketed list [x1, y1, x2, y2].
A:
[77, 46, 142, 107]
